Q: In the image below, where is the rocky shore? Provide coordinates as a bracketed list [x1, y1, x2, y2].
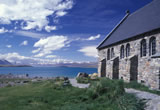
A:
[0, 73, 43, 88]
[0, 73, 71, 88]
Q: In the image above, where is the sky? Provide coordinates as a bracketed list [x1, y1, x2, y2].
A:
[0, 0, 152, 66]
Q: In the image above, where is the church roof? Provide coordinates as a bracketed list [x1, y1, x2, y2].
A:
[97, 0, 160, 49]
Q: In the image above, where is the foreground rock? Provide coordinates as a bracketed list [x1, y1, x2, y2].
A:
[77, 72, 88, 78]
[89, 73, 98, 80]
[125, 88, 160, 110]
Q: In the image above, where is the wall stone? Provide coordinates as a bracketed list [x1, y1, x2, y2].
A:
[98, 31, 160, 90]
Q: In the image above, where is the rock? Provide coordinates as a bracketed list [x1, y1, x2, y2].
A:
[64, 80, 70, 84]
[16, 81, 21, 83]
[26, 74, 29, 77]
[34, 76, 39, 79]
[90, 73, 98, 80]
[59, 77, 65, 80]
[77, 72, 88, 78]
[64, 77, 69, 81]
[31, 79, 37, 82]
[23, 80, 30, 83]
[63, 82, 70, 86]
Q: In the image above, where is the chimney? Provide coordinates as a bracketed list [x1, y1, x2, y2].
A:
[125, 10, 130, 14]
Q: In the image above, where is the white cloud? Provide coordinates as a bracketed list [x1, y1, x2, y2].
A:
[78, 46, 98, 58]
[86, 34, 100, 41]
[56, 11, 67, 16]
[0, 27, 8, 33]
[33, 35, 69, 57]
[45, 55, 57, 58]
[0, 0, 73, 30]
[32, 48, 41, 54]
[16, 31, 46, 39]
[0, 52, 97, 66]
[73, 34, 101, 41]
[0, 52, 72, 65]
[6, 45, 12, 48]
[20, 40, 28, 46]
[45, 26, 56, 32]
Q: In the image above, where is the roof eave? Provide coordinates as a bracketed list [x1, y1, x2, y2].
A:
[97, 13, 130, 50]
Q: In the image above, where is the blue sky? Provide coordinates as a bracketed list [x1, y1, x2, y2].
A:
[0, 0, 152, 66]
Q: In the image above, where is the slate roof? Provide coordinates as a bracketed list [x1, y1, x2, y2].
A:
[97, 0, 160, 49]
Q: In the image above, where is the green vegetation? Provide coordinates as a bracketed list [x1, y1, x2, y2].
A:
[76, 77, 90, 84]
[0, 78, 31, 83]
[124, 81, 160, 95]
[76, 77, 99, 84]
[0, 78, 145, 110]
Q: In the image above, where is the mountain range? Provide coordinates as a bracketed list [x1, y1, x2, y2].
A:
[0, 59, 12, 65]
[0, 59, 97, 68]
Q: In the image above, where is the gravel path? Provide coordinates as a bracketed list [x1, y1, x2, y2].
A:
[69, 78, 90, 88]
[125, 88, 160, 110]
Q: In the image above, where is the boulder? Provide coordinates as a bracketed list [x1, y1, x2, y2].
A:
[59, 77, 65, 80]
[64, 77, 69, 81]
[23, 80, 30, 83]
[77, 72, 88, 78]
[90, 73, 98, 80]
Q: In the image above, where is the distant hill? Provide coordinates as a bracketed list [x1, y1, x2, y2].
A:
[37, 62, 98, 68]
[0, 65, 32, 67]
[0, 59, 31, 67]
[0, 59, 12, 65]
[0, 59, 97, 68]
[55, 62, 98, 68]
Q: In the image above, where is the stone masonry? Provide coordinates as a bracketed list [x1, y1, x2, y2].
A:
[98, 31, 160, 90]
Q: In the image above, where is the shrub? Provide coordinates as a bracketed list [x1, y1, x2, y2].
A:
[76, 77, 90, 84]
[87, 78, 125, 99]
[124, 81, 160, 95]
[6, 84, 12, 87]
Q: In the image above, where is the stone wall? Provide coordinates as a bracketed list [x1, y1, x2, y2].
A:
[98, 31, 160, 90]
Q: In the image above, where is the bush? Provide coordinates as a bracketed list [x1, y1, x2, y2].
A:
[124, 81, 160, 95]
[116, 93, 146, 110]
[87, 78, 125, 99]
[76, 77, 90, 84]
[52, 79, 71, 90]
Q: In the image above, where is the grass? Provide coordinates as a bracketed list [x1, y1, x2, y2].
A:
[76, 77, 90, 84]
[0, 78, 145, 110]
[124, 81, 160, 95]
[76, 77, 99, 84]
[0, 78, 31, 83]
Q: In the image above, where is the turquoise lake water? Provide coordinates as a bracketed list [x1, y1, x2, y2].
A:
[0, 67, 97, 78]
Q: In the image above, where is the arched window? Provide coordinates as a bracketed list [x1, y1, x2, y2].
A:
[120, 45, 124, 59]
[107, 49, 110, 60]
[149, 37, 156, 56]
[126, 43, 130, 57]
[111, 48, 114, 59]
[140, 39, 147, 57]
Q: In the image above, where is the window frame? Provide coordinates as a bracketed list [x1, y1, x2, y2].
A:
[149, 37, 156, 56]
[107, 49, 110, 60]
[140, 39, 147, 57]
[120, 45, 125, 59]
[111, 48, 114, 59]
[126, 43, 130, 57]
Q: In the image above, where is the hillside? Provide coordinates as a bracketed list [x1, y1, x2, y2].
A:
[0, 60, 12, 65]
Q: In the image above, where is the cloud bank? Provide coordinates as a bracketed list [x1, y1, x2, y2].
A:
[0, 52, 71, 65]
[0, 0, 73, 31]
[86, 34, 101, 41]
[78, 46, 98, 58]
[32, 35, 69, 57]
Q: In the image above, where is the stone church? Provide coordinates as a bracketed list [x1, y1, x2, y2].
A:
[97, 0, 160, 90]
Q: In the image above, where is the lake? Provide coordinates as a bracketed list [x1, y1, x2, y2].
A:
[0, 67, 97, 78]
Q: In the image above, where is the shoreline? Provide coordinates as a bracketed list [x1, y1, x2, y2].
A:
[0, 73, 71, 88]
